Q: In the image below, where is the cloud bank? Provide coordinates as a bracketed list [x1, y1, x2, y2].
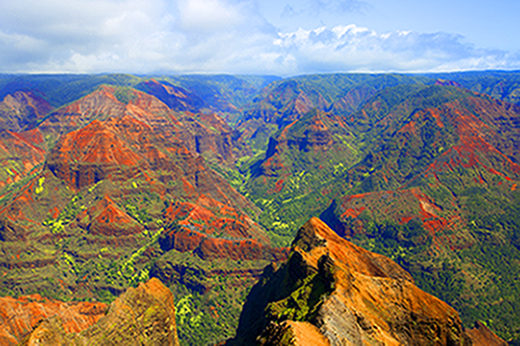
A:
[0, 0, 518, 75]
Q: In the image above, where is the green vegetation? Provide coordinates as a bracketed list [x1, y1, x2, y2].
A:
[152, 248, 273, 345]
[427, 70, 520, 105]
[34, 177, 45, 194]
[43, 193, 82, 234]
[237, 109, 362, 246]
[266, 261, 334, 323]
[0, 73, 143, 108]
[224, 77, 520, 342]
[0, 72, 519, 344]
[344, 193, 520, 342]
[125, 203, 153, 225]
[113, 86, 138, 104]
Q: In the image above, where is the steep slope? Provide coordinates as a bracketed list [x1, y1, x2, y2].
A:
[318, 85, 520, 341]
[19, 278, 179, 346]
[234, 81, 520, 341]
[242, 109, 360, 245]
[0, 73, 273, 113]
[0, 85, 280, 345]
[465, 322, 508, 346]
[329, 74, 430, 118]
[247, 84, 520, 245]
[0, 91, 51, 189]
[237, 79, 329, 150]
[429, 70, 520, 105]
[242, 79, 329, 126]
[0, 294, 107, 346]
[136, 79, 207, 112]
[149, 74, 279, 124]
[236, 77, 436, 245]
[339, 85, 520, 192]
[38, 85, 127, 139]
[39, 85, 249, 166]
[0, 91, 53, 131]
[236, 74, 428, 151]
[0, 72, 519, 345]
[0, 74, 143, 109]
[0, 129, 46, 190]
[0, 94, 262, 255]
[229, 218, 505, 345]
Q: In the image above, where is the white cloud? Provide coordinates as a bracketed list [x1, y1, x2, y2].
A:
[273, 25, 520, 74]
[0, 0, 517, 74]
[309, 0, 369, 13]
[0, 0, 171, 72]
[280, 0, 369, 18]
[177, 0, 245, 31]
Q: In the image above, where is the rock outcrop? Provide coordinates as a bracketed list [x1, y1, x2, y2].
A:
[465, 321, 508, 346]
[0, 91, 53, 132]
[228, 217, 506, 346]
[19, 278, 179, 346]
[0, 294, 107, 346]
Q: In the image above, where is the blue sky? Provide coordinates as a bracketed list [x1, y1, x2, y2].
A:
[0, 0, 518, 75]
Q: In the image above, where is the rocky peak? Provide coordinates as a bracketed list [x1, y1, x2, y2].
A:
[19, 278, 179, 346]
[292, 217, 414, 282]
[229, 217, 506, 346]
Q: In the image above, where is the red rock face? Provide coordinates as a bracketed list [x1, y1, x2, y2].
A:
[0, 91, 53, 132]
[163, 196, 266, 243]
[87, 196, 145, 236]
[465, 321, 508, 346]
[56, 119, 142, 165]
[164, 227, 207, 252]
[325, 100, 520, 246]
[0, 84, 272, 311]
[42, 101, 253, 208]
[328, 188, 462, 242]
[38, 86, 126, 136]
[231, 218, 507, 346]
[159, 224, 287, 262]
[18, 278, 179, 346]
[0, 129, 46, 188]
[0, 294, 107, 346]
[326, 87, 520, 237]
[39, 85, 248, 167]
[45, 117, 146, 189]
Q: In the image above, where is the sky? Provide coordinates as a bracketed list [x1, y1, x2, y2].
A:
[0, 0, 519, 76]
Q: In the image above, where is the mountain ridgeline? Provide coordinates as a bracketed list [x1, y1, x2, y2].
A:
[0, 71, 518, 345]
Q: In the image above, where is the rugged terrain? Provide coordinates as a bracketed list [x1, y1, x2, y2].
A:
[228, 217, 506, 346]
[0, 294, 107, 345]
[238, 78, 520, 341]
[19, 278, 179, 346]
[0, 71, 518, 344]
[0, 76, 283, 345]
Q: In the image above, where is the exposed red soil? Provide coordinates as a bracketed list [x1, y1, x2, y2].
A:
[465, 321, 508, 346]
[0, 294, 107, 346]
[88, 197, 144, 236]
[161, 226, 288, 262]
